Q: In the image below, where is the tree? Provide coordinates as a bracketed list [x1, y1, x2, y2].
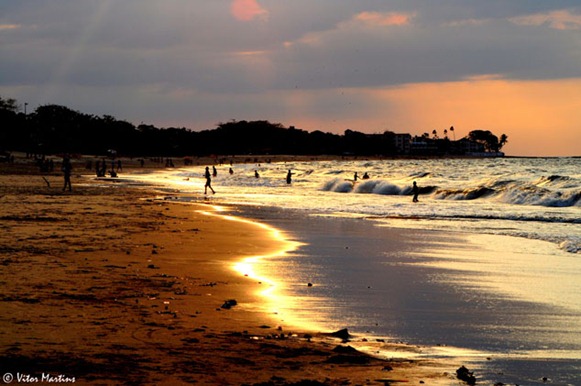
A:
[498, 134, 508, 151]
[0, 96, 19, 113]
[467, 129, 507, 152]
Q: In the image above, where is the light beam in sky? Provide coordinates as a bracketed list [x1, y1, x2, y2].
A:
[41, 1, 113, 102]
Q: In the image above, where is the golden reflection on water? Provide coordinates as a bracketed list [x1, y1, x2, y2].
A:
[198, 205, 326, 331]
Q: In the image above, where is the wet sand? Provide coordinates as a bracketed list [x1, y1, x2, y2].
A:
[0, 160, 456, 385]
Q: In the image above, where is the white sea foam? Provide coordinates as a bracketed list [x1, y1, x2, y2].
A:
[124, 157, 581, 253]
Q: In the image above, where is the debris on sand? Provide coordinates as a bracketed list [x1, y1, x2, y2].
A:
[456, 365, 476, 385]
[221, 299, 238, 309]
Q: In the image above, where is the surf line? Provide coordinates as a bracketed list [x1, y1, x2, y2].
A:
[195, 204, 305, 321]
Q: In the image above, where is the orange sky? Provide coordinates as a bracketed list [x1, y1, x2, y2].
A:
[277, 78, 581, 157]
[2, 2, 581, 156]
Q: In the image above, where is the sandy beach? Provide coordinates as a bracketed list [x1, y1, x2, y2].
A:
[0, 157, 457, 385]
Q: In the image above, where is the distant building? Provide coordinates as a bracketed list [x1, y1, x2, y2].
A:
[410, 137, 438, 155]
[392, 132, 503, 157]
[457, 138, 485, 154]
[393, 133, 412, 154]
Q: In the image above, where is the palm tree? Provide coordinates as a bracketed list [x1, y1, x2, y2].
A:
[443, 129, 448, 139]
[498, 134, 508, 151]
[450, 126, 455, 141]
[432, 129, 438, 139]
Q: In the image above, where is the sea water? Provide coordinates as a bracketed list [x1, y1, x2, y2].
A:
[124, 157, 580, 385]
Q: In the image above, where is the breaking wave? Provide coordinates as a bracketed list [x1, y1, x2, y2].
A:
[321, 178, 580, 207]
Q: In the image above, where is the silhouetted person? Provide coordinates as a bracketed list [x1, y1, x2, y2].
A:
[286, 169, 294, 184]
[212, 166, 217, 177]
[353, 172, 358, 181]
[362, 172, 370, 180]
[204, 166, 215, 194]
[255, 170, 260, 178]
[412, 181, 419, 202]
[62, 156, 72, 192]
[229, 167, 234, 175]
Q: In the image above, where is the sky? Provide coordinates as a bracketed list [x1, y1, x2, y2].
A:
[1, 1, 580, 156]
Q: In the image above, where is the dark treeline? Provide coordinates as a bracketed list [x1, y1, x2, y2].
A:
[0, 99, 397, 157]
[1, 97, 506, 157]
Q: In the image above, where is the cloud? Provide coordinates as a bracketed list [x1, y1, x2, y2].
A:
[443, 18, 490, 27]
[231, 0, 269, 22]
[1, 1, 581, 155]
[0, 24, 22, 31]
[510, 9, 581, 30]
[353, 11, 415, 27]
[462, 74, 505, 82]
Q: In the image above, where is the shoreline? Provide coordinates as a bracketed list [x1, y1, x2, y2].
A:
[230, 204, 581, 385]
[0, 169, 456, 384]
[4, 150, 574, 179]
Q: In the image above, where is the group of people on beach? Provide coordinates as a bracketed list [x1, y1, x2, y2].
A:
[203, 165, 421, 202]
[352, 172, 370, 181]
[90, 158, 122, 178]
[204, 166, 295, 195]
[60, 159, 421, 202]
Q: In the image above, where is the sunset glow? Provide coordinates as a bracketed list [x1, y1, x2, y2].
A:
[1, 2, 580, 156]
[230, 0, 269, 22]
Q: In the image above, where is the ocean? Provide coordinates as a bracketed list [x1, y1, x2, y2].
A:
[123, 157, 580, 385]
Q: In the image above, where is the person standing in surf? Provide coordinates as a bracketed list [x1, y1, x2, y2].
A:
[286, 169, 294, 184]
[412, 181, 419, 202]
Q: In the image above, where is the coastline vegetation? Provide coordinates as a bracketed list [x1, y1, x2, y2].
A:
[1, 96, 507, 158]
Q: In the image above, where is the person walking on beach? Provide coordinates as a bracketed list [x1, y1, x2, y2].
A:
[62, 156, 73, 192]
[204, 166, 215, 194]
[412, 181, 419, 202]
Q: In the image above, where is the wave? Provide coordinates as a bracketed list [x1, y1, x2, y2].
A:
[498, 185, 581, 207]
[560, 239, 581, 254]
[322, 178, 437, 196]
[354, 180, 403, 195]
[370, 212, 580, 225]
[321, 178, 355, 193]
[433, 183, 580, 207]
[369, 213, 580, 253]
[537, 175, 571, 184]
[322, 178, 581, 207]
[409, 171, 431, 178]
[434, 187, 496, 200]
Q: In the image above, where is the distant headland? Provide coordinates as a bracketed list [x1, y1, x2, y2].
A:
[1, 96, 507, 158]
